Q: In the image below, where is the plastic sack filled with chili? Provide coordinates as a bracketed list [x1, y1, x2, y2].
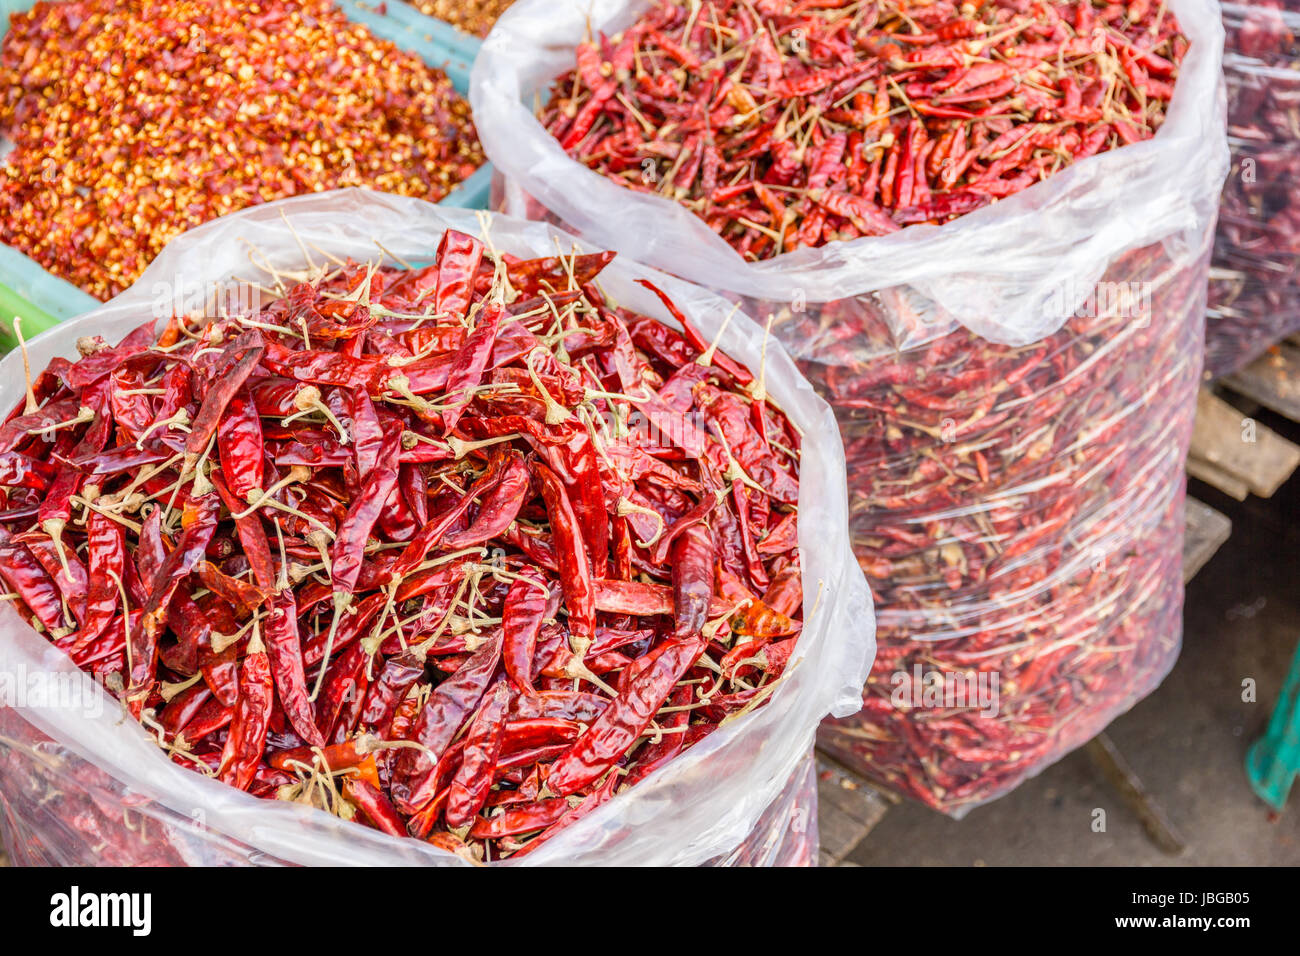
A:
[472, 0, 1228, 814]
[0, 189, 872, 865]
[1206, 0, 1300, 377]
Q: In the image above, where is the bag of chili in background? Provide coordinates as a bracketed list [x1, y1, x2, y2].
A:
[0, 190, 872, 865]
[473, 0, 1228, 813]
[1207, 0, 1300, 377]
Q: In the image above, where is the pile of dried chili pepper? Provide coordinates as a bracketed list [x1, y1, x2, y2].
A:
[0, 230, 808, 861]
[1206, 0, 1300, 376]
[537, 0, 1187, 261]
[0, 0, 483, 300]
[811, 238, 1204, 812]
[412, 0, 518, 38]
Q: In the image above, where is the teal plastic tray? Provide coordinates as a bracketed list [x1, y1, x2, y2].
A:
[0, 0, 489, 322]
[336, 0, 491, 211]
[339, 0, 485, 88]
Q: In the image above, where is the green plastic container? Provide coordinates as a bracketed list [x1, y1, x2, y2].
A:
[1246, 639, 1300, 811]
[0, 274, 63, 354]
[0, 0, 490, 326]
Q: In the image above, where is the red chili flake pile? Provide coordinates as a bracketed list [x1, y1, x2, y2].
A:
[0, 233, 805, 861]
[538, 0, 1187, 261]
[413, 0, 518, 38]
[1207, 0, 1300, 376]
[0, 0, 484, 300]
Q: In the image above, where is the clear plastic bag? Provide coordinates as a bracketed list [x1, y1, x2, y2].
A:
[0, 189, 874, 865]
[0, 705, 820, 866]
[473, 0, 1227, 812]
[703, 751, 818, 867]
[475, 0, 1225, 347]
[813, 239, 1206, 811]
[1209, 1, 1300, 377]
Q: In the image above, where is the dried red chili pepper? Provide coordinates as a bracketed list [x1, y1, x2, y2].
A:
[1205, 1, 1300, 375]
[0, 233, 805, 860]
[217, 627, 275, 792]
[538, 0, 1185, 258]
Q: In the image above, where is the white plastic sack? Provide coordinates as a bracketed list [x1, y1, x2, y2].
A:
[0, 189, 873, 866]
[473, 0, 1228, 350]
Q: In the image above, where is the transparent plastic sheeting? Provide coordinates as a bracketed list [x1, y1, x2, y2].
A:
[475, 0, 1226, 348]
[0, 709, 820, 867]
[0, 190, 873, 865]
[474, 0, 1227, 812]
[1209, 1, 1300, 377]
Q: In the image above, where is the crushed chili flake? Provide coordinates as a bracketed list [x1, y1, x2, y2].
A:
[538, 0, 1188, 261]
[0, 0, 484, 300]
[412, 0, 517, 38]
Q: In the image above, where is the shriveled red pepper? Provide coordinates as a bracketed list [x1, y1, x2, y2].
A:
[539, 0, 1186, 256]
[0, 231, 805, 861]
[217, 627, 274, 792]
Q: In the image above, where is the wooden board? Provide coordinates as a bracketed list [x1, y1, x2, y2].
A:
[1225, 341, 1300, 424]
[1183, 497, 1232, 583]
[1084, 733, 1186, 855]
[1186, 456, 1249, 501]
[816, 757, 892, 867]
[1188, 388, 1300, 498]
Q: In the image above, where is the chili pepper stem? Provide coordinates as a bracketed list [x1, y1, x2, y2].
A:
[526, 348, 574, 424]
[696, 303, 741, 369]
[289, 386, 351, 444]
[134, 409, 190, 450]
[446, 433, 523, 460]
[310, 592, 352, 702]
[747, 312, 776, 405]
[25, 406, 96, 437]
[233, 466, 309, 520]
[615, 498, 666, 547]
[41, 518, 72, 579]
[383, 374, 441, 418]
[306, 530, 333, 576]
[11, 316, 39, 415]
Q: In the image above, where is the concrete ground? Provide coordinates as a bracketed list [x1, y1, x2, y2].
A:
[849, 411, 1300, 867]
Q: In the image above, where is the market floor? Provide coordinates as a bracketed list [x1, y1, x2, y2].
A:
[849, 415, 1300, 867]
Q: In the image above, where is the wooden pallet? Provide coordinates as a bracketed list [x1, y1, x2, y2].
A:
[1191, 339, 1300, 500]
[1183, 497, 1233, 581]
[814, 494, 1233, 865]
[816, 756, 893, 867]
[1189, 388, 1300, 500]
[1224, 336, 1300, 423]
